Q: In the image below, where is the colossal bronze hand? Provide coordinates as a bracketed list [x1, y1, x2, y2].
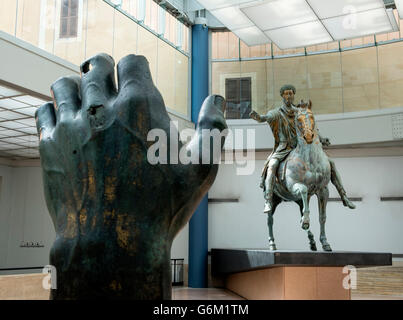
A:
[35, 53, 227, 300]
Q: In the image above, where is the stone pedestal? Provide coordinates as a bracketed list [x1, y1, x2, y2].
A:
[0, 274, 49, 300]
[211, 249, 392, 300]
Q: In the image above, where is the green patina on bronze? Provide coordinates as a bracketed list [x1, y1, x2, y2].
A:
[250, 85, 355, 252]
[35, 53, 227, 300]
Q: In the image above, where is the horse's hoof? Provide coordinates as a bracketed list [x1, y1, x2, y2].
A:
[342, 197, 356, 209]
[301, 222, 310, 230]
[269, 244, 277, 251]
[323, 245, 332, 252]
[310, 244, 317, 251]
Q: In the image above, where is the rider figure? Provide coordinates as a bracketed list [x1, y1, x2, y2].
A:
[250, 84, 356, 214]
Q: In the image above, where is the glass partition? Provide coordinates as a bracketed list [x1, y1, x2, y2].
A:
[306, 52, 343, 115]
[174, 51, 189, 116]
[341, 47, 379, 112]
[0, 0, 17, 36]
[85, 0, 114, 58]
[157, 40, 175, 109]
[378, 41, 403, 109]
[212, 9, 403, 118]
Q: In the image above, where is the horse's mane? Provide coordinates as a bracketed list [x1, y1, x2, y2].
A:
[293, 106, 319, 141]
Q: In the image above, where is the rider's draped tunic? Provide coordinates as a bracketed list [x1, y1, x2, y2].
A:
[261, 104, 298, 191]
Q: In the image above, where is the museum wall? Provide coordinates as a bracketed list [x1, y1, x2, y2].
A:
[208, 156, 403, 254]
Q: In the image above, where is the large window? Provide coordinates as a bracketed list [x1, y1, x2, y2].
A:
[225, 77, 252, 119]
[60, 0, 79, 38]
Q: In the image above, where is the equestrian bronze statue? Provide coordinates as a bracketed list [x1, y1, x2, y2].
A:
[250, 85, 355, 251]
[35, 53, 227, 299]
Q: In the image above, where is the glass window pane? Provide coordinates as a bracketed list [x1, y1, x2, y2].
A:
[183, 25, 189, 53]
[157, 40, 175, 109]
[306, 52, 343, 114]
[61, 0, 70, 18]
[306, 41, 339, 53]
[149, 0, 158, 32]
[38, 0, 57, 53]
[85, 0, 114, 58]
[174, 51, 189, 116]
[70, 0, 78, 14]
[341, 46, 379, 112]
[15, 0, 42, 47]
[240, 60, 267, 116]
[169, 14, 176, 44]
[114, 10, 138, 63]
[217, 32, 229, 59]
[60, 18, 68, 37]
[272, 44, 305, 56]
[225, 77, 252, 119]
[212, 32, 219, 59]
[137, 25, 158, 83]
[378, 41, 403, 109]
[228, 32, 239, 59]
[0, 0, 17, 35]
[240, 40, 250, 58]
[121, 0, 138, 19]
[272, 56, 309, 108]
[54, 0, 86, 65]
[69, 16, 78, 37]
[266, 59, 275, 111]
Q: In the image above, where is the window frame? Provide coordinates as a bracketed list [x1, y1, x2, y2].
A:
[59, 0, 79, 39]
[225, 77, 252, 120]
[55, 0, 83, 43]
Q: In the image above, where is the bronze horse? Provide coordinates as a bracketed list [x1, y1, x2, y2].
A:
[268, 102, 333, 252]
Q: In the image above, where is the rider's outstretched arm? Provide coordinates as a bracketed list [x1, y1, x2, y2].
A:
[317, 128, 331, 147]
[250, 110, 276, 123]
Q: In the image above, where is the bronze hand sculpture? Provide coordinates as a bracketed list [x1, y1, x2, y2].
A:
[35, 53, 227, 299]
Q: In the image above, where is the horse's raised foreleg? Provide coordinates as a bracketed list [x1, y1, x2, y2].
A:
[317, 186, 332, 251]
[267, 194, 282, 251]
[297, 200, 317, 251]
[293, 183, 310, 230]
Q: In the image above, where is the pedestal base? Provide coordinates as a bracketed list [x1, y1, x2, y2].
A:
[226, 266, 350, 300]
[0, 274, 49, 300]
[211, 249, 392, 300]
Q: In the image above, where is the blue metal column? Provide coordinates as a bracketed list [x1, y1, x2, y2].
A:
[188, 22, 209, 288]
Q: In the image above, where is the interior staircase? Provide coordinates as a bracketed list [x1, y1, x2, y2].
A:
[353, 264, 403, 297]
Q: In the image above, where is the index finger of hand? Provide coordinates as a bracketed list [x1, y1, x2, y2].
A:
[35, 102, 56, 141]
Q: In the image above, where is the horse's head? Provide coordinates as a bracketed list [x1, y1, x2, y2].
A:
[294, 100, 316, 144]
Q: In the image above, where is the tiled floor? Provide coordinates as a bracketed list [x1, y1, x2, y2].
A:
[172, 287, 244, 300]
[172, 287, 403, 300]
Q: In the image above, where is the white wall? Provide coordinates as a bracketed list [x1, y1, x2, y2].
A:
[208, 156, 403, 254]
[0, 165, 55, 271]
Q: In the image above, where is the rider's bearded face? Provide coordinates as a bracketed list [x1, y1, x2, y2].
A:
[282, 90, 294, 107]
